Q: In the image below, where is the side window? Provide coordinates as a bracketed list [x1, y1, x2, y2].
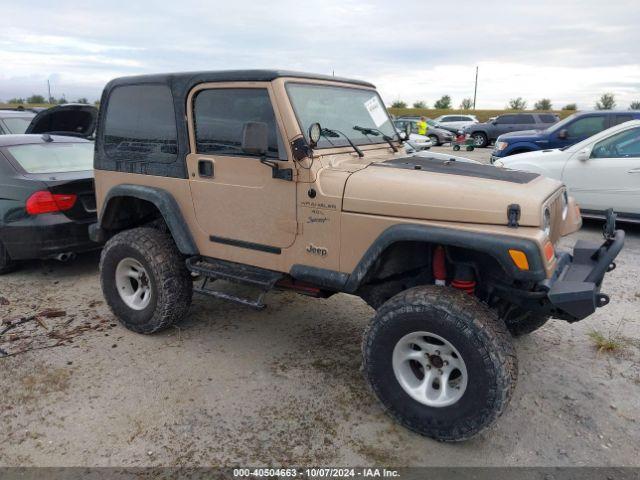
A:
[592, 127, 640, 158]
[613, 114, 633, 126]
[193, 88, 282, 159]
[539, 114, 558, 123]
[513, 114, 535, 124]
[566, 116, 606, 137]
[441, 116, 454, 122]
[103, 84, 178, 164]
[495, 115, 515, 124]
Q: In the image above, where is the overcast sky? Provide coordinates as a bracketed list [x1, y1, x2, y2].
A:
[1, 0, 639, 109]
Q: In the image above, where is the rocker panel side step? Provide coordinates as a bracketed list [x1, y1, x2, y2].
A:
[186, 256, 283, 289]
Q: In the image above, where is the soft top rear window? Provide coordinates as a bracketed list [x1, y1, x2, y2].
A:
[102, 84, 178, 164]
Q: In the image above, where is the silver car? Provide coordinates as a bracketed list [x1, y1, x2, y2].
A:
[394, 118, 454, 146]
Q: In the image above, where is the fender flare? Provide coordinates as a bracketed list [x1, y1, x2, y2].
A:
[96, 184, 198, 255]
[504, 141, 538, 155]
[290, 224, 546, 292]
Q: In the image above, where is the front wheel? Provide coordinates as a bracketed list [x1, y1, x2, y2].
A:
[362, 286, 517, 441]
[100, 227, 193, 334]
[472, 132, 488, 147]
[428, 134, 439, 146]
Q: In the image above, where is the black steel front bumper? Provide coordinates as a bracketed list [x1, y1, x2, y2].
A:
[543, 229, 625, 321]
[496, 228, 625, 323]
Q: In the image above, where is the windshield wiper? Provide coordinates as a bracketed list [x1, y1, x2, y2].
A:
[321, 128, 364, 158]
[353, 125, 398, 152]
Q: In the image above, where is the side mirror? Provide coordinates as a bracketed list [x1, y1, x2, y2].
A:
[558, 129, 568, 140]
[399, 131, 407, 140]
[491, 120, 498, 125]
[576, 148, 590, 161]
[241, 121, 269, 155]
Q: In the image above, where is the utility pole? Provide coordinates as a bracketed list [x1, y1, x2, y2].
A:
[473, 66, 478, 110]
[47, 79, 52, 104]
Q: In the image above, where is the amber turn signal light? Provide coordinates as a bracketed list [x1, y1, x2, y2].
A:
[508, 249, 529, 270]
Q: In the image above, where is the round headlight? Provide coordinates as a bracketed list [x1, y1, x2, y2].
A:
[543, 207, 552, 237]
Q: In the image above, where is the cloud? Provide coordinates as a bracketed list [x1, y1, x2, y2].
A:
[0, 0, 639, 107]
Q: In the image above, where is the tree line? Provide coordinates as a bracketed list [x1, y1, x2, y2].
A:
[4, 95, 99, 106]
[391, 93, 640, 111]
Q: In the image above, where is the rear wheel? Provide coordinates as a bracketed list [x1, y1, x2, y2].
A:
[100, 227, 192, 334]
[362, 286, 517, 441]
[0, 241, 16, 275]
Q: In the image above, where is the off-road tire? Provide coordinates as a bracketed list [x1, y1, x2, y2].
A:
[100, 227, 192, 334]
[503, 310, 549, 337]
[0, 241, 16, 275]
[472, 132, 488, 147]
[362, 286, 517, 442]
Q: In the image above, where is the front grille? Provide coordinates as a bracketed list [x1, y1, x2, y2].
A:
[546, 190, 565, 244]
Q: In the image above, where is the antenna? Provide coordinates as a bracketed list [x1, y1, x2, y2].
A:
[47, 79, 52, 103]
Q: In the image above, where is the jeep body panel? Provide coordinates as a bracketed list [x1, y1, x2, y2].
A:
[94, 70, 582, 294]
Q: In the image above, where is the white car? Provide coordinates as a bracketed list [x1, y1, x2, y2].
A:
[496, 120, 640, 222]
[433, 114, 478, 131]
[405, 132, 432, 151]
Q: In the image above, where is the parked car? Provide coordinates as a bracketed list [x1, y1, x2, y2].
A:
[496, 120, 640, 223]
[0, 135, 99, 273]
[26, 103, 98, 139]
[433, 114, 478, 131]
[89, 69, 621, 442]
[491, 110, 640, 162]
[0, 110, 36, 134]
[394, 118, 454, 145]
[464, 113, 559, 147]
[404, 135, 432, 152]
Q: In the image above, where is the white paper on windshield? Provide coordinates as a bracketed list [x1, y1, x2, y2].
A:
[364, 96, 387, 128]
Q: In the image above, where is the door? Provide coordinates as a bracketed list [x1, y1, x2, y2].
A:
[562, 125, 640, 215]
[186, 84, 297, 251]
[494, 114, 518, 137]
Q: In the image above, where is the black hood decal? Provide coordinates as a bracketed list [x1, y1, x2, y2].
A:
[374, 156, 539, 184]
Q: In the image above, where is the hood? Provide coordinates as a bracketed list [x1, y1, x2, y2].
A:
[501, 148, 565, 166]
[342, 156, 562, 227]
[25, 104, 98, 138]
[497, 129, 543, 141]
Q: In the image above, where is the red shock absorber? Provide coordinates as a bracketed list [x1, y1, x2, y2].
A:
[451, 264, 476, 295]
[433, 245, 447, 286]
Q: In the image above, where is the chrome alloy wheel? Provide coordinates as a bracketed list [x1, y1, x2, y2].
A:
[392, 331, 468, 407]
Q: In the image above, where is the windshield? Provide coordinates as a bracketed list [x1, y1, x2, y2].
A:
[286, 83, 396, 148]
[5, 142, 94, 173]
[1, 116, 34, 134]
[545, 113, 576, 133]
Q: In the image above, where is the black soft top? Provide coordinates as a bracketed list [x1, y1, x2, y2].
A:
[105, 69, 375, 91]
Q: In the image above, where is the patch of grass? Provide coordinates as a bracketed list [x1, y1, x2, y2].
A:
[588, 330, 624, 354]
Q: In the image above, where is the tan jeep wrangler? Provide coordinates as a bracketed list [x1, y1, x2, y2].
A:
[90, 70, 624, 441]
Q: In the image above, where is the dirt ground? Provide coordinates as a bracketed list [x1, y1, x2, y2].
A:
[1, 147, 639, 467]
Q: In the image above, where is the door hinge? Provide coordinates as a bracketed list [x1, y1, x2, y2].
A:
[260, 158, 293, 181]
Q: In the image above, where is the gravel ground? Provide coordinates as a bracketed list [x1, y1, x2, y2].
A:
[1, 147, 639, 467]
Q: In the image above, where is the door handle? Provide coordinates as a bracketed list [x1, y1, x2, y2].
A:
[198, 160, 214, 178]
